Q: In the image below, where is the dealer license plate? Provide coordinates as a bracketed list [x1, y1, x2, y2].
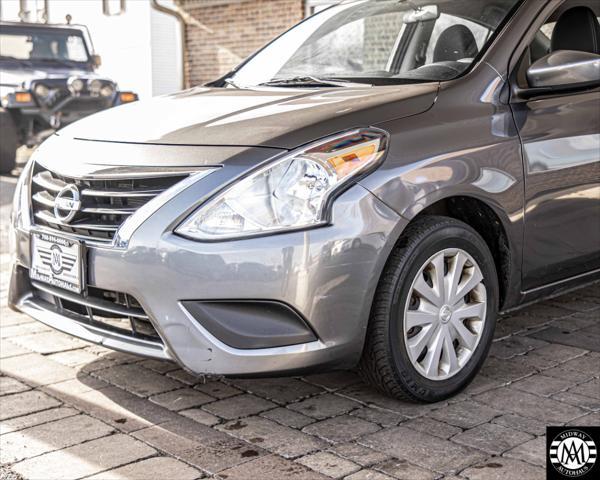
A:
[30, 232, 84, 293]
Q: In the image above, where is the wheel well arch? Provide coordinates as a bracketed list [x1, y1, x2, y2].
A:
[410, 195, 513, 309]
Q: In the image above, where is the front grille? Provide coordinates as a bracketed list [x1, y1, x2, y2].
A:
[31, 281, 163, 343]
[31, 164, 188, 243]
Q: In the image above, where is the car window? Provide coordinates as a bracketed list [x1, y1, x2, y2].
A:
[230, 0, 522, 87]
[0, 29, 89, 63]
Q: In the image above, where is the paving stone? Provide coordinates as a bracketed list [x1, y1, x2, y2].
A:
[338, 383, 446, 418]
[289, 393, 362, 420]
[511, 374, 572, 396]
[0, 407, 78, 435]
[203, 394, 276, 420]
[134, 416, 266, 472]
[180, 407, 221, 426]
[1, 414, 115, 463]
[504, 436, 545, 467]
[491, 414, 546, 436]
[452, 423, 533, 455]
[548, 297, 600, 312]
[490, 336, 548, 359]
[551, 391, 600, 410]
[13, 433, 156, 480]
[137, 359, 180, 374]
[166, 369, 200, 386]
[0, 377, 30, 396]
[558, 353, 600, 373]
[92, 363, 183, 398]
[523, 303, 573, 319]
[543, 364, 596, 383]
[527, 343, 589, 364]
[551, 313, 599, 331]
[0, 353, 77, 386]
[345, 469, 394, 480]
[217, 416, 325, 459]
[228, 377, 323, 404]
[529, 327, 600, 352]
[567, 411, 600, 426]
[87, 457, 202, 480]
[460, 458, 544, 480]
[350, 407, 406, 427]
[461, 374, 505, 396]
[0, 322, 51, 338]
[217, 454, 329, 480]
[297, 451, 360, 478]
[47, 349, 104, 368]
[569, 378, 599, 398]
[47, 385, 180, 433]
[361, 426, 486, 474]
[475, 387, 587, 424]
[303, 415, 380, 444]
[330, 442, 391, 467]
[403, 416, 462, 439]
[194, 380, 242, 399]
[302, 372, 362, 391]
[0, 339, 28, 359]
[0, 310, 35, 327]
[261, 406, 316, 429]
[0, 390, 61, 421]
[149, 388, 214, 411]
[9, 331, 88, 355]
[429, 400, 501, 429]
[375, 458, 437, 480]
[39, 374, 110, 401]
[478, 356, 538, 383]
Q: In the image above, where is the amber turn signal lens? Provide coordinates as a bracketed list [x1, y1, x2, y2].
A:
[15, 92, 33, 103]
[120, 92, 137, 103]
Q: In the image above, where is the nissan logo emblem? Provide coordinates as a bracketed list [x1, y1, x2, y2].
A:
[54, 184, 81, 224]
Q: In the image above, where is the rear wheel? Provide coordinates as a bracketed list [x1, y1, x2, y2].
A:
[0, 110, 18, 174]
[359, 216, 498, 402]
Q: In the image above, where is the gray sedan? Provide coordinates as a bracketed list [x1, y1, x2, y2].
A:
[9, 0, 600, 402]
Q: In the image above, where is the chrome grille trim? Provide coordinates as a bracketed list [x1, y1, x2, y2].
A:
[30, 164, 192, 243]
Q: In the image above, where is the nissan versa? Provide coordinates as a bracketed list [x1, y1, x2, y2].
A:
[8, 0, 600, 402]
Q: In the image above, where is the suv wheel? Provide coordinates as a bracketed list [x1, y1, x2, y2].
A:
[0, 110, 18, 174]
[359, 216, 498, 402]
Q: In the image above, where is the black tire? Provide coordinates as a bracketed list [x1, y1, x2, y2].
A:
[359, 215, 498, 403]
[0, 110, 18, 175]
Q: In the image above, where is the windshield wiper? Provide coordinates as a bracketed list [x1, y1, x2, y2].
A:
[0, 55, 33, 66]
[259, 76, 371, 88]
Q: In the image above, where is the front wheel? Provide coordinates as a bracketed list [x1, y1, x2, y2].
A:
[0, 110, 18, 174]
[359, 216, 498, 402]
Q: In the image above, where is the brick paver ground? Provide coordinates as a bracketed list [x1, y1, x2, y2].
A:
[1, 172, 599, 479]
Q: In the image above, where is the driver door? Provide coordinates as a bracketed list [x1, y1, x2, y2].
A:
[510, 1, 600, 290]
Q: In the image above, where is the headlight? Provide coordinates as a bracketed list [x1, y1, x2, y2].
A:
[100, 84, 115, 97]
[68, 77, 85, 93]
[176, 128, 388, 241]
[34, 83, 50, 98]
[89, 79, 103, 95]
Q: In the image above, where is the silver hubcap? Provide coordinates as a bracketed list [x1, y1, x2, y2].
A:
[403, 248, 487, 381]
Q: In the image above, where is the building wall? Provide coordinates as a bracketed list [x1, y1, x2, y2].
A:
[180, 0, 305, 86]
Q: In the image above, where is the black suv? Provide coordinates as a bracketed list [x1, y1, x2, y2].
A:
[0, 22, 138, 173]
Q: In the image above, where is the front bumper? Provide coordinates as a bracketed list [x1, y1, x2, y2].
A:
[9, 178, 405, 376]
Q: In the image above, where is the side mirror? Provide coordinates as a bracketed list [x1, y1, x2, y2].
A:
[91, 54, 102, 68]
[527, 50, 600, 89]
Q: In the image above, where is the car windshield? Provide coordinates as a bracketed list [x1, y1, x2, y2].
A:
[230, 0, 521, 87]
[0, 27, 89, 64]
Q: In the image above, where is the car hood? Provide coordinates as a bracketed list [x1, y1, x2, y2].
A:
[58, 84, 439, 149]
[0, 65, 94, 88]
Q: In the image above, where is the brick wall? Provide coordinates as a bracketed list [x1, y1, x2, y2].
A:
[179, 0, 305, 86]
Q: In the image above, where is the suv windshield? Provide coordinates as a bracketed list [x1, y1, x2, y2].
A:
[230, 0, 521, 87]
[0, 26, 90, 64]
